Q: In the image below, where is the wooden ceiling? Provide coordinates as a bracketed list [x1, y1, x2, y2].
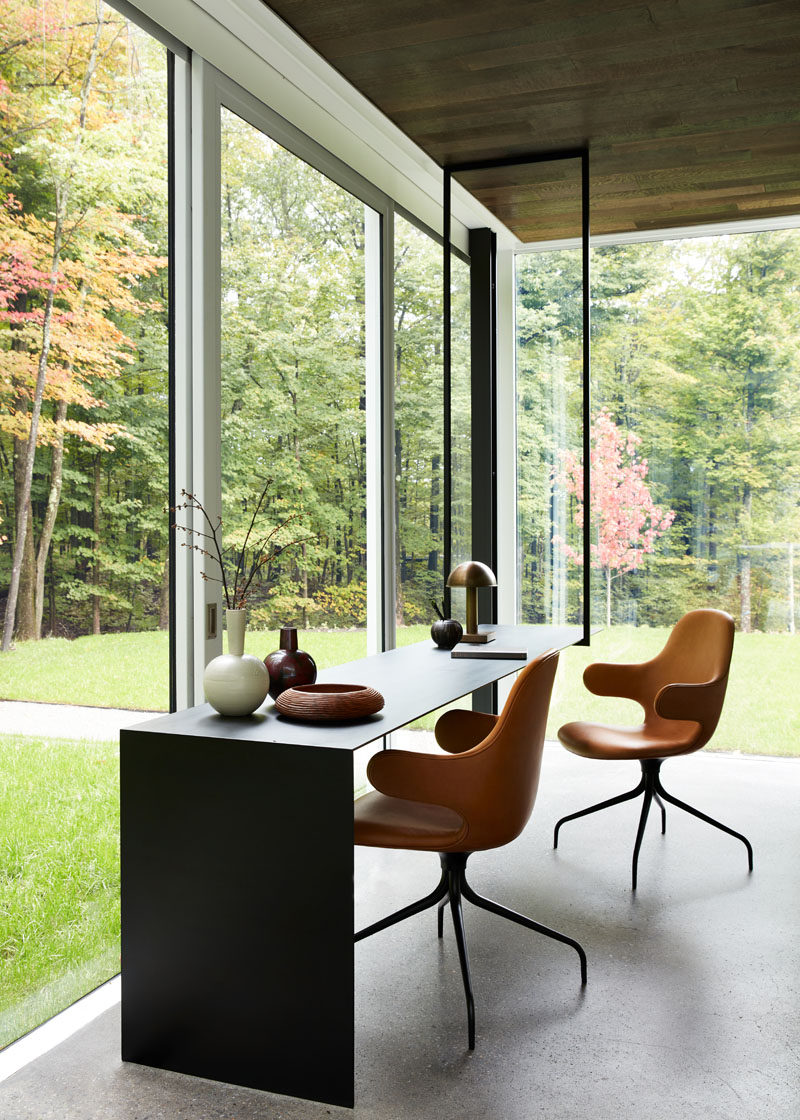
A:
[261, 0, 800, 241]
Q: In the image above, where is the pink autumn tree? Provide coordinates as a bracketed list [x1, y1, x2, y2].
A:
[559, 410, 675, 626]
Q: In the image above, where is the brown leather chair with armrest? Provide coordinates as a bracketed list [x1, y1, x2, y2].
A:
[555, 609, 753, 889]
[354, 649, 586, 1050]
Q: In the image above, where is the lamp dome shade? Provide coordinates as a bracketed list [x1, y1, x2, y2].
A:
[447, 561, 497, 588]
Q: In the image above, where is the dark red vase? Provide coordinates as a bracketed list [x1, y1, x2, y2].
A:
[265, 626, 317, 700]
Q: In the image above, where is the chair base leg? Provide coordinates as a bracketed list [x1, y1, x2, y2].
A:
[446, 857, 475, 1050]
[554, 776, 646, 849]
[355, 851, 587, 1050]
[459, 876, 587, 985]
[355, 866, 448, 942]
[437, 894, 447, 939]
[631, 780, 655, 891]
[554, 757, 754, 888]
[654, 773, 754, 872]
[653, 790, 667, 834]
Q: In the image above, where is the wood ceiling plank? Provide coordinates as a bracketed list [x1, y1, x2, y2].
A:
[610, 123, 800, 153]
[369, 51, 798, 121]
[290, 0, 646, 57]
[334, 23, 798, 94]
[735, 192, 800, 212]
[262, 0, 800, 238]
[388, 78, 743, 133]
[466, 169, 776, 206]
[326, 8, 654, 74]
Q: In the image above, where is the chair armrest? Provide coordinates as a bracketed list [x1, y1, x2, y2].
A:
[434, 709, 499, 754]
[583, 660, 647, 700]
[367, 749, 463, 809]
[654, 676, 728, 724]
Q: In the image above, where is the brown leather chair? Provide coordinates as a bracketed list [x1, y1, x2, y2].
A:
[555, 609, 753, 889]
[354, 649, 586, 1050]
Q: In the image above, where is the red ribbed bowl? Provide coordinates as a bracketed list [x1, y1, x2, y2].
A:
[274, 683, 385, 721]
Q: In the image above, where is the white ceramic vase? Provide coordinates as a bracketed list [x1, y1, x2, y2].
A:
[203, 608, 269, 717]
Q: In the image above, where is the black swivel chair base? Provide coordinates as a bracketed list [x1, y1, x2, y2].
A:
[553, 757, 754, 890]
[355, 850, 587, 1050]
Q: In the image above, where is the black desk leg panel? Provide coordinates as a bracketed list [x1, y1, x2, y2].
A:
[120, 730, 355, 1108]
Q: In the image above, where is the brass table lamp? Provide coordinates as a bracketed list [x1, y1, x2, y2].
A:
[447, 561, 496, 643]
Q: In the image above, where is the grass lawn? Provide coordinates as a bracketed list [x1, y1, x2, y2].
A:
[0, 735, 119, 1050]
[0, 624, 797, 753]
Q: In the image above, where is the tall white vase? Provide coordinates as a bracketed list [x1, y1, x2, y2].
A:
[203, 608, 269, 716]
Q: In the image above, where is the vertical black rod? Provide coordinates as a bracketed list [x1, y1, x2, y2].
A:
[468, 229, 498, 714]
[489, 232, 498, 595]
[489, 230, 498, 713]
[379, 209, 387, 655]
[581, 150, 591, 645]
[167, 50, 177, 713]
[443, 170, 452, 618]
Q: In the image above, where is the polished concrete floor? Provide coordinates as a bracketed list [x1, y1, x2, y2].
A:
[2, 745, 798, 1120]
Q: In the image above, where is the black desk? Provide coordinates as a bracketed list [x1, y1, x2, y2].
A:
[120, 624, 582, 1107]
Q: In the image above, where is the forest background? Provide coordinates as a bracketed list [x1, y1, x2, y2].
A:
[1, 0, 798, 655]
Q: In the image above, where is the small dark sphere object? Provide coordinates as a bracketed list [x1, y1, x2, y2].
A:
[431, 618, 463, 650]
[265, 625, 317, 700]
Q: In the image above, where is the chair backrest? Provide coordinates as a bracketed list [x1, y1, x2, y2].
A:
[592, 609, 734, 747]
[441, 649, 559, 851]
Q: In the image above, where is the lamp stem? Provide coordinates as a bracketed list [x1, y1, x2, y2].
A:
[466, 587, 477, 636]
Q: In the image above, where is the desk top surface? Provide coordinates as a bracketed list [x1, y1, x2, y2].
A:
[122, 624, 583, 752]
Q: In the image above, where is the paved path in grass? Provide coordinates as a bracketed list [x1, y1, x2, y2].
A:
[0, 700, 162, 741]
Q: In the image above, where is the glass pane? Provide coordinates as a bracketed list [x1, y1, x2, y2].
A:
[393, 221, 472, 732]
[220, 108, 371, 666]
[519, 231, 800, 754]
[393, 215, 444, 637]
[515, 248, 584, 626]
[393, 223, 473, 645]
[0, 4, 169, 1046]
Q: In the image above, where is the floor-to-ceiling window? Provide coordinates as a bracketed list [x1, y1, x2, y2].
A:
[0, 1, 170, 1046]
[393, 215, 471, 640]
[218, 106, 373, 665]
[516, 228, 800, 754]
[391, 215, 471, 739]
[516, 248, 584, 630]
[393, 214, 445, 632]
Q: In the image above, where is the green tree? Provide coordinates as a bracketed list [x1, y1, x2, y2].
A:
[0, 0, 168, 643]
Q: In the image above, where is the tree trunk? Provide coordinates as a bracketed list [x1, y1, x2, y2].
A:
[158, 555, 170, 630]
[17, 501, 37, 641]
[34, 398, 68, 637]
[48, 550, 57, 636]
[606, 566, 612, 628]
[739, 553, 752, 633]
[34, 275, 88, 638]
[92, 454, 102, 636]
[427, 452, 440, 573]
[740, 484, 752, 633]
[12, 437, 36, 641]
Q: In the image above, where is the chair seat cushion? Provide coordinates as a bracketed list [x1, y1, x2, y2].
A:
[558, 718, 702, 761]
[354, 791, 467, 851]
